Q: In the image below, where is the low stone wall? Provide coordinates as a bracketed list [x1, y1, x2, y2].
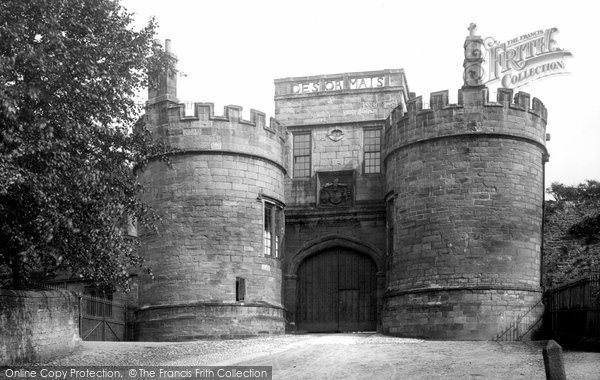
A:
[0, 289, 80, 364]
[135, 302, 285, 341]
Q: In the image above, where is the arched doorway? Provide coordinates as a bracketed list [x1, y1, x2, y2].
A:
[297, 248, 377, 332]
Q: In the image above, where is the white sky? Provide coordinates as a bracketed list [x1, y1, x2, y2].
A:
[122, 0, 598, 187]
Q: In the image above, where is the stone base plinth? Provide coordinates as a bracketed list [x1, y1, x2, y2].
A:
[382, 288, 542, 340]
[135, 302, 285, 341]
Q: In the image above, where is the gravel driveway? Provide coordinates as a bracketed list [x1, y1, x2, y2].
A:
[31, 333, 600, 379]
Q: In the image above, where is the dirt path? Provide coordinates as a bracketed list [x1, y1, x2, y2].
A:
[30, 334, 600, 379]
[213, 334, 599, 380]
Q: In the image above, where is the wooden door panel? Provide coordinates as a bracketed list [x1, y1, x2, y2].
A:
[298, 249, 338, 332]
[339, 289, 359, 332]
[297, 248, 376, 332]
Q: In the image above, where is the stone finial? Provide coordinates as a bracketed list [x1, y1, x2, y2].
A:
[463, 23, 484, 87]
[468, 23, 477, 37]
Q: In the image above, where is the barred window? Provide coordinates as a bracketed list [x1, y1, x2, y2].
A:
[364, 128, 381, 174]
[293, 132, 311, 178]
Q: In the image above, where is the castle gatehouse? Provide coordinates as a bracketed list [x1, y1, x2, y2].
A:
[135, 28, 548, 340]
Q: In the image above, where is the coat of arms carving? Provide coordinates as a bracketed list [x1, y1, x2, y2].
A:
[319, 179, 350, 206]
[317, 170, 354, 207]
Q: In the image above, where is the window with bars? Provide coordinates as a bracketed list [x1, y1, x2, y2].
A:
[364, 128, 381, 174]
[293, 132, 311, 178]
[264, 202, 283, 258]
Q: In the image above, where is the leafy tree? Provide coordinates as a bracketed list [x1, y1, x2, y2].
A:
[0, 0, 176, 290]
[543, 180, 600, 287]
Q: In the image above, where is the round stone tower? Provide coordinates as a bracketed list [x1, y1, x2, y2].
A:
[381, 27, 548, 339]
[135, 41, 287, 340]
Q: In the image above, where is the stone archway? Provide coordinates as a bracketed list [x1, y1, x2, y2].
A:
[288, 235, 385, 275]
[284, 235, 385, 332]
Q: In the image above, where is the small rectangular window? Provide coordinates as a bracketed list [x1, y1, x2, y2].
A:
[236, 277, 245, 302]
[264, 202, 283, 258]
[364, 128, 381, 174]
[293, 132, 311, 178]
[264, 204, 273, 256]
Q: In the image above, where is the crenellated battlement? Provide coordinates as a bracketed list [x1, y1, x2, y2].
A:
[383, 86, 548, 161]
[144, 39, 287, 170]
[145, 99, 287, 171]
[169, 102, 286, 139]
[388, 87, 547, 123]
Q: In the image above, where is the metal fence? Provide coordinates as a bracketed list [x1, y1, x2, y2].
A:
[545, 271, 600, 339]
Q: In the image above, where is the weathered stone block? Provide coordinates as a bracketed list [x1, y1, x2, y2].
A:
[543, 340, 567, 380]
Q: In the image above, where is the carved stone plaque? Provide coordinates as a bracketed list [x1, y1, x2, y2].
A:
[317, 170, 355, 207]
[327, 128, 344, 142]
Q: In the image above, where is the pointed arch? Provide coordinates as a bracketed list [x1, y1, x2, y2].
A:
[287, 234, 385, 275]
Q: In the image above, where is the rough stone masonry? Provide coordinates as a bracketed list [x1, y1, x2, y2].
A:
[134, 26, 547, 340]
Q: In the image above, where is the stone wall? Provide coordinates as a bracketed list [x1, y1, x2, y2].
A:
[383, 289, 542, 340]
[275, 69, 405, 331]
[135, 303, 284, 341]
[136, 89, 287, 340]
[276, 69, 407, 206]
[282, 212, 386, 330]
[382, 86, 548, 339]
[274, 69, 408, 125]
[284, 126, 386, 206]
[136, 153, 285, 325]
[0, 289, 80, 364]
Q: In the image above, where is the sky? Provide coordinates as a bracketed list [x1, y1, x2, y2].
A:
[122, 0, 598, 187]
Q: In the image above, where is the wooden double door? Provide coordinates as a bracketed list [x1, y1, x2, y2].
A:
[297, 248, 377, 332]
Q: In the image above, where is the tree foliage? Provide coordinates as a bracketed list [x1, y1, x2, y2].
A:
[543, 180, 600, 287]
[0, 0, 175, 290]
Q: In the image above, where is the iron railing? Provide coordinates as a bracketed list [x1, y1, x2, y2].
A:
[494, 297, 545, 342]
